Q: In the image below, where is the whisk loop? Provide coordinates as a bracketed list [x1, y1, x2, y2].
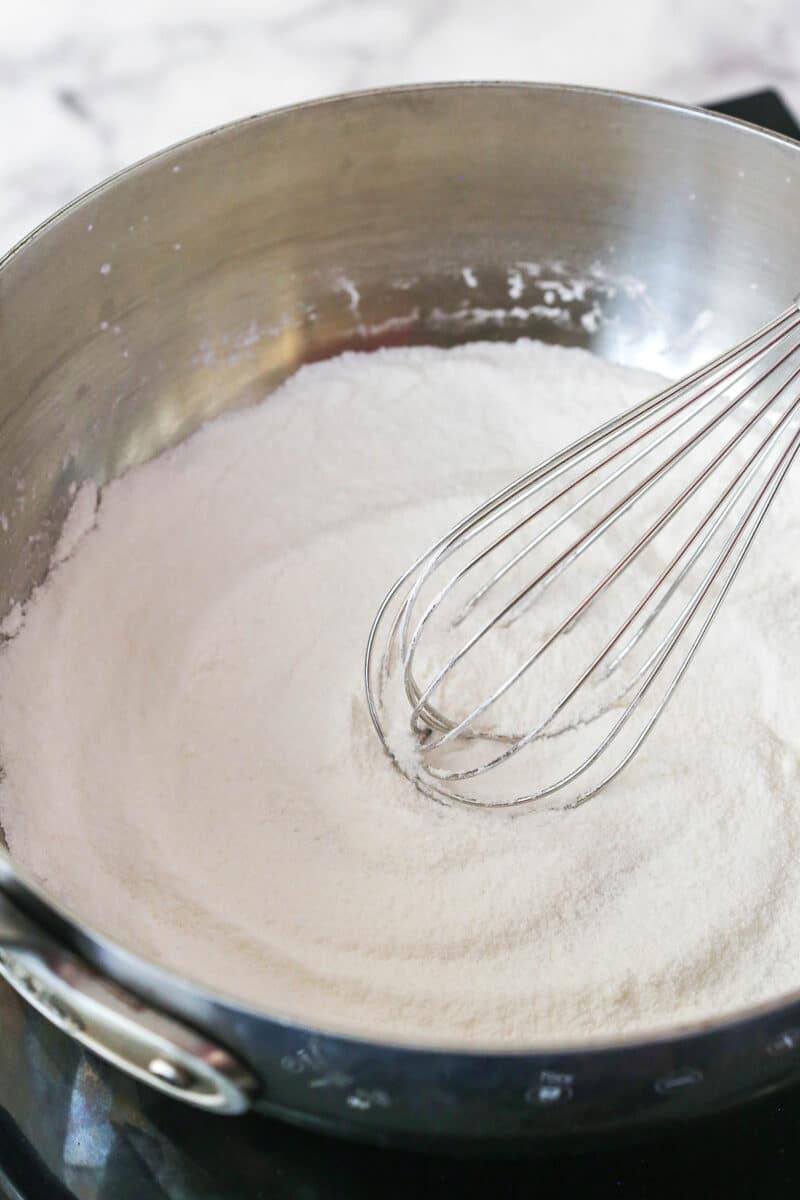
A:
[365, 299, 800, 812]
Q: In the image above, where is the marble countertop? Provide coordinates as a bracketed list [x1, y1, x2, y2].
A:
[2, 0, 800, 256]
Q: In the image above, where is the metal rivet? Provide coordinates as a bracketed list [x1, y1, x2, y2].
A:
[39, 992, 85, 1035]
[147, 1056, 193, 1089]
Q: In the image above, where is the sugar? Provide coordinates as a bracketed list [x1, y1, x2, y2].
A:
[0, 340, 798, 1048]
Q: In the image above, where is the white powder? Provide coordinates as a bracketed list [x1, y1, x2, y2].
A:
[1, 339, 800, 1049]
[52, 480, 99, 565]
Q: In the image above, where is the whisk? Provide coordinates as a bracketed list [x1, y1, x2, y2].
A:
[364, 299, 800, 812]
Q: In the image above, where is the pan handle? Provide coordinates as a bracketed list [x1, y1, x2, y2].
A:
[0, 888, 256, 1114]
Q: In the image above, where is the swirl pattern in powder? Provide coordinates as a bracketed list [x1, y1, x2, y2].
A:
[0, 339, 798, 1047]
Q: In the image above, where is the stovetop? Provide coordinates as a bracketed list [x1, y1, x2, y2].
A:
[1, 88, 799, 1200]
[2, 1010, 800, 1200]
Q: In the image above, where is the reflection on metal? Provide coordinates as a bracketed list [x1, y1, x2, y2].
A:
[526, 1070, 575, 1106]
[345, 1088, 391, 1111]
[64, 1058, 115, 1171]
[0, 911, 256, 1116]
[654, 1067, 704, 1095]
[766, 1029, 800, 1056]
[1, 82, 800, 1142]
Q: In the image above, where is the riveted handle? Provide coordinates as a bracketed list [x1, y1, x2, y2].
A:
[0, 889, 257, 1114]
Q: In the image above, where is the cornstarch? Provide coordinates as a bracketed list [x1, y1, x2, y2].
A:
[1, 339, 798, 1047]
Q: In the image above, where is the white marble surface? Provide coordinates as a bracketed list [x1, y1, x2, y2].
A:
[1, 0, 800, 256]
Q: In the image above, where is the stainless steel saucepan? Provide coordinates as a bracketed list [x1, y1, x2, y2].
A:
[1, 82, 800, 1147]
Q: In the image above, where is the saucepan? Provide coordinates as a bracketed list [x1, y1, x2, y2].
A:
[1, 82, 800, 1148]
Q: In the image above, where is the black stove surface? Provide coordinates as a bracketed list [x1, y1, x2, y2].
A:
[1, 1032, 800, 1200]
[1, 88, 798, 1200]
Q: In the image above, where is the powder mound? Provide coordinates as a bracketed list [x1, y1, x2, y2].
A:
[0, 339, 798, 1049]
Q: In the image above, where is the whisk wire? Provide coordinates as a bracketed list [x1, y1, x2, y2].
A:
[405, 326, 800, 739]
[453, 314, 800, 626]
[425, 372, 800, 780]
[424, 421, 800, 811]
[365, 300, 800, 810]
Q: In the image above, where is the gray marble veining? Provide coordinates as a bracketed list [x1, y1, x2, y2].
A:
[1, 0, 799, 255]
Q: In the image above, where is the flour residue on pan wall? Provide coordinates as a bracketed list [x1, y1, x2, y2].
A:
[0, 256, 714, 634]
[179, 258, 718, 384]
